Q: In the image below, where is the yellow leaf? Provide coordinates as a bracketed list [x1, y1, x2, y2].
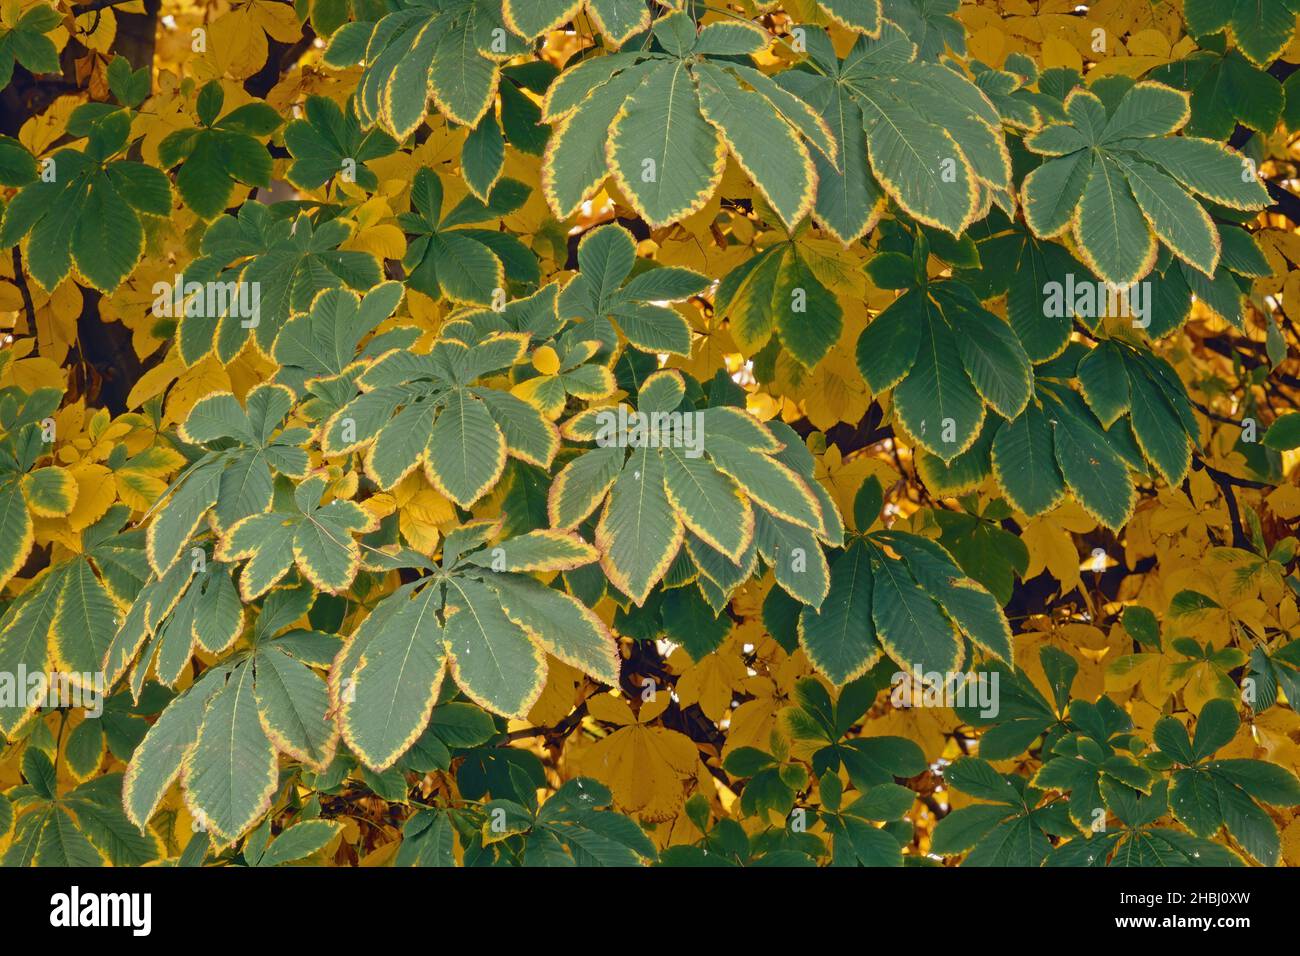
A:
[67, 462, 116, 532]
[672, 641, 748, 723]
[1020, 499, 1096, 597]
[580, 719, 698, 822]
[1041, 36, 1082, 72]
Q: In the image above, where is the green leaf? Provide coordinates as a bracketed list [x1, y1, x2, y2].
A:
[123, 670, 226, 829]
[1043, 390, 1134, 530]
[1207, 759, 1300, 805]
[882, 532, 1013, 664]
[340, 585, 446, 771]
[855, 289, 923, 393]
[1115, 156, 1219, 277]
[938, 286, 1031, 421]
[425, 388, 507, 508]
[490, 574, 620, 685]
[1076, 343, 1130, 427]
[1132, 137, 1270, 210]
[6, 806, 104, 867]
[63, 775, 160, 865]
[443, 578, 545, 717]
[145, 459, 222, 574]
[20, 466, 75, 516]
[463, 111, 506, 201]
[257, 820, 343, 866]
[662, 448, 752, 561]
[772, 250, 841, 368]
[1184, 0, 1297, 67]
[596, 447, 681, 604]
[991, 403, 1065, 517]
[607, 61, 724, 227]
[818, 0, 882, 33]
[253, 646, 336, 771]
[798, 540, 881, 684]
[542, 62, 652, 219]
[1022, 151, 1092, 239]
[1263, 413, 1300, 450]
[1192, 698, 1240, 760]
[0, 135, 37, 186]
[1100, 82, 1190, 141]
[871, 551, 961, 674]
[695, 61, 814, 230]
[52, 558, 120, 679]
[1125, 360, 1192, 485]
[1075, 155, 1155, 286]
[184, 665, 279, 841]
[1121, 605, 1161, 647]
[892, 297, 984, 461]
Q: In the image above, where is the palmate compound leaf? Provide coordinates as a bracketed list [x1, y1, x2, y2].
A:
[941, 334, 1196, 522]
[969, 212, 1096, 362]
[1046, 778, 1244, 868]
[0, 112, 172, 292]
[712, 239, 843, 368]
[328, 1, 526, 141]
[558, 223, 709, 357]
[320, 329, 556, 508]
[1022, 80, 1268, 285]
[400, 169, 539, 306]
[335, 534, 617, 770]
[157, 80, 281, 220]
[550, 369, 839, 606]
[799, 536, 1012, 683]
[283, 94, 398, 193]
[931, 757, 1061, 866]
[0, 3, 61, 90]
[1156, 700, 1300, 865]
[123, 595, 337, 841]
[176, 203, 382, 365]
[854, 281, 1031, 461]
[540, 12, 834, 228]
[216, 473, 378, 601]
[1135, 223, 1272, 336]
[776, 67, 884, 245]
[274, 281, 406, 390]
[4, 756, 161, 867]
[4, 0, 1291, 872]
[446, 285, 618, 421]
[788, 22, 1011, 237]
[146, 384, 311, 575]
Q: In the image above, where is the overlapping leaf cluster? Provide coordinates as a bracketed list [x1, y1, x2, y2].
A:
[0, 0, 1298, 869]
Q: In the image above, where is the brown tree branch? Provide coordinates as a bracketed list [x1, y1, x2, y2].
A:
[10, 248, 37, 332]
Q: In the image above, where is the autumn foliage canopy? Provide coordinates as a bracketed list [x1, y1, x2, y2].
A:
[2, 0, 1300, 868]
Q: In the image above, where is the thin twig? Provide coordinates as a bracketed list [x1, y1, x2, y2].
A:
[1193, 457, 1257, 550]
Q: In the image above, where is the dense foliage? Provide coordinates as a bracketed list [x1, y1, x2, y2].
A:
[2, 0, 1300, 867]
